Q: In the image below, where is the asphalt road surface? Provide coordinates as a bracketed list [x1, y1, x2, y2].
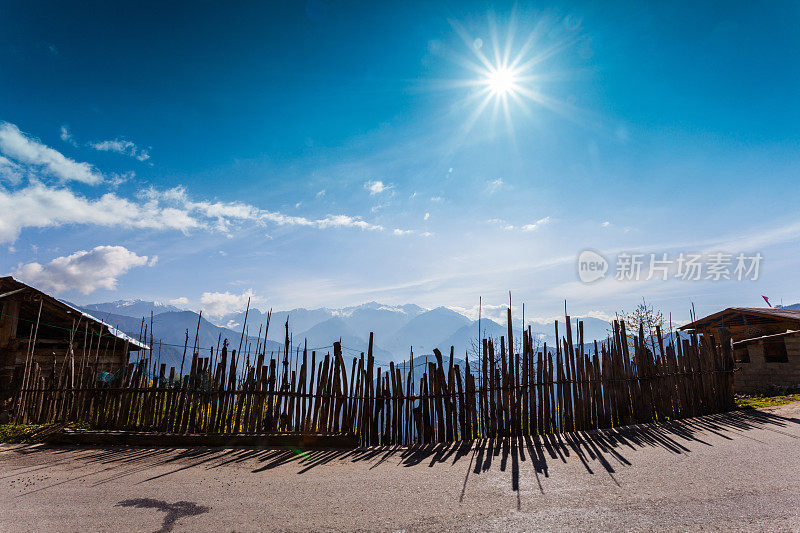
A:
[2, 403, 799, 532]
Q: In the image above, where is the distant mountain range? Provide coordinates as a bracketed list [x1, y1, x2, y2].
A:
[68, 306, 284, 371]
[81, 299, 184, 319]
[69, 298, 614, 369]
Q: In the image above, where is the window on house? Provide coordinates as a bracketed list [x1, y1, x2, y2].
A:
[734, 347, 750, 363]
[763, 339, 788, 363]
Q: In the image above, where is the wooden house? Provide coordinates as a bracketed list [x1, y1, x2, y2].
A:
[680, 307, 800, 393]
[0, 276, 148, 405]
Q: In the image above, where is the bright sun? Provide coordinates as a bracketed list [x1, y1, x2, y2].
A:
[447, 15, 575, 136]
[486, 67, 517, 96]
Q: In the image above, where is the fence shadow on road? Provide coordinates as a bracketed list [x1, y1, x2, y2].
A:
[7, 407, 799, 501]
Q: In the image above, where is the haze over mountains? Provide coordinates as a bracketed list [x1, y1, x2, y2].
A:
[70, 299, 615, 369]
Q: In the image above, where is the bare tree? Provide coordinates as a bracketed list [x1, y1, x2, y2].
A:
[614, 298, 664, 342]
[468, 331, 542, 371]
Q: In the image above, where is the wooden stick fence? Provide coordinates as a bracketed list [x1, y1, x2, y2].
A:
[14, 312, 735, 446]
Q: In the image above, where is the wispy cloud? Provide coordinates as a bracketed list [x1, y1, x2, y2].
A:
[521, 216, 551, 232]
[0, 179, 397, 244]
[0, 156, 24, 185]
[90, 138, 150, 161]
[59, 125, 77, 146]
[488, 216, 550, 232]
[0, 122, 418, 244]
[107, 170, 135, 189]
[365, 180, 392, 195]
[0, 122, 103, 185]
[140, 186, 388, 234]
[487, 218, 516, 231]
[487, 178, 504, 193]
[14, 245, 153, 294]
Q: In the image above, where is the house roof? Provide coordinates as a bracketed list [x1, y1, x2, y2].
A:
[679, 307, 800, 332]
[0, 276, 149, 350]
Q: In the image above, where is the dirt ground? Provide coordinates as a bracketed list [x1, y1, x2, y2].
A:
[2, 403, 799, 532]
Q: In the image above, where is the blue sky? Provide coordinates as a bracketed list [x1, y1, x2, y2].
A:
[1, 1, 798, 322]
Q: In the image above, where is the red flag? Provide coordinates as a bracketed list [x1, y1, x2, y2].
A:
[762, 295, 772, 307]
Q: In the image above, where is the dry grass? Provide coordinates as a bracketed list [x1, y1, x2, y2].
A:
[0, 422, 89, 444]
[736, 393, 800, 410]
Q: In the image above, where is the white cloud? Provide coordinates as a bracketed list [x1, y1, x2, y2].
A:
[487, 218, 516, 230]
[0, 122, 103, 185]
[0, 182, 201, 243]
[0, 181, 394, 243]
[393, 228, 413, 236]
[487, 178, 504, 193]
[313, 214, 383, 231]
[0, 156, 24, 185]
[521, 217, 551, 232]
[141, 186, 386, 232]
[316, 189, 326, 198]
[200, 289, 258, 318]
[0, 123, 403, 243]
[14, 245, 153, 295]
[169, 297, 189, 307]
[601, 221, 611, 227]
[430, 196, 444, 202]
[424, 212, 430, 220]
[59, 126, 77, 146]
[487, 216, 550, 232]
[107, 170, 135, 188]
[365, 180, 392, 195]
[90, 138, 150, 161]
[295, 202, 302, 208]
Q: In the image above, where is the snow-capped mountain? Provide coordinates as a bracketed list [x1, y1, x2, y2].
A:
[78, 299, 612, 362]
[80, 299, 184, 320]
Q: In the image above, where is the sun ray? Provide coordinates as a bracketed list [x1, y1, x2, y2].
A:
[441, 13, 598, 145]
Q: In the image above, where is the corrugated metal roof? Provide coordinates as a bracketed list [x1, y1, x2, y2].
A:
[680, 307, 800, 330]
[0, 276, 149, 350]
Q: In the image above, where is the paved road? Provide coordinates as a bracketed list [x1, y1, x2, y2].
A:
[2, 403, 799, 532]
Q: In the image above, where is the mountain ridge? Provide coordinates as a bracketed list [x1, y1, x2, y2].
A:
[77, 299, 614, 363]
